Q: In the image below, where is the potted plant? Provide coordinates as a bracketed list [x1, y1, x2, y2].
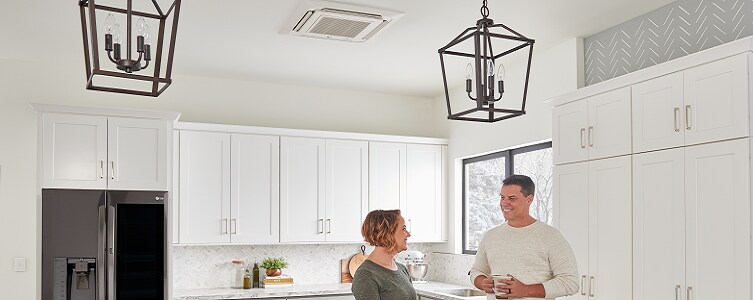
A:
[260, 257, 288, 277]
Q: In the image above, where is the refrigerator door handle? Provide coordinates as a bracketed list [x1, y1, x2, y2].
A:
[98, 205, 106, 300]
[107, 205, 115, 300]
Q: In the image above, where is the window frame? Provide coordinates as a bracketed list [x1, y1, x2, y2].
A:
[461, 141, 553, 255]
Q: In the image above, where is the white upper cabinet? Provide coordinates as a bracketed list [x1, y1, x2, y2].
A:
[368, 142, 446, 242]
[42, 113, 168, 190]
[325, 139, 369, 242]
[280, 137, 368, 243]
[178, 131, 231, 244]
[683, 54, 749, 145]
[632, 54, 749, 153]
[230, 133, 280, 244]
[368, 142, 406, 211]
[280, 137, 327, 243]
[405, 144, 443, 242]
[631, 72, 685, 152]
[178, 131, 279, 244]
[553, 87, 631, 164]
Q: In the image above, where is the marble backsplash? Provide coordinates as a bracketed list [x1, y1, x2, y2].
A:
[172, 243, 455, 289]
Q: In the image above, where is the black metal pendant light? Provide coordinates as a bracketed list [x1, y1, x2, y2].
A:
[79, 0, 182, 97]
[439, 0, 534, 122]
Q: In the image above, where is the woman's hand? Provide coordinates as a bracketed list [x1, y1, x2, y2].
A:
[474, 275, 494, 294]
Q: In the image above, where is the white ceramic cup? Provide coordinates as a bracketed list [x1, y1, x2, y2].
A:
[492, 275, 512, 296]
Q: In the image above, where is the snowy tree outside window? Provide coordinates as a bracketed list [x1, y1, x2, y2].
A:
[463, 142, 553, 254]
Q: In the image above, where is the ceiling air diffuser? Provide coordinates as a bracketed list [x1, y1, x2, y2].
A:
[285, 0, 403, 42]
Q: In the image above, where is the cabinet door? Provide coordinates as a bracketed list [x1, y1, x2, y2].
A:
[405, 144, 443, 242]
[230, 134, 280, 244]
[631, 72, 684, 153]
[632, 148, 684, 300]
[325, 139, 368, 242]
[553, 100, 588, 164]
[369, 142, 406, 210]
[685, 139, 750, 300]
[107, 117, 168, 190]
[178, 131, 231, 244]
[588, 156, 631, 300]
[553, 162, 589, 300]
[587, 87, 632, 160]
[683, 54, 749, 146]
[42, 113, 107, 189]
[280, 137, 326, 243]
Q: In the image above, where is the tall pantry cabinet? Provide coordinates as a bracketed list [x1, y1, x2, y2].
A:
[551, 39, 753, 300]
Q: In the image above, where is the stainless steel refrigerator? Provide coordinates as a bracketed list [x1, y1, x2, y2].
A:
[42, 189, 168, 300]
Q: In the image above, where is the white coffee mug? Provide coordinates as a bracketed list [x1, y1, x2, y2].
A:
[492, 275, 512, 296]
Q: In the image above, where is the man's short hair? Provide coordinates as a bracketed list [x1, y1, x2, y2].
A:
[502, 174, 535, 197]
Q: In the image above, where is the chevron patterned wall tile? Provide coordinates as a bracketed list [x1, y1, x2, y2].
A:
[585, 0, 753, 85]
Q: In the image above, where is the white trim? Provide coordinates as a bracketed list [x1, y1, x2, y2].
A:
[547, 36, 753, 107]
[175, 122, 449, 145]
[30, 103, 181, 121]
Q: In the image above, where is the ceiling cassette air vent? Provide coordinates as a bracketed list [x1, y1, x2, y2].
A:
[285, 0, 404, 42]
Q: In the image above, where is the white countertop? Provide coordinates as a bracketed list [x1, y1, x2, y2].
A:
[174, 281, 489, 300]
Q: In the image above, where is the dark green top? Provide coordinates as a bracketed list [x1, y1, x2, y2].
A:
[351, 260, 416, 300]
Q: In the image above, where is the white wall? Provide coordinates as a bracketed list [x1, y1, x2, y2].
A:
[433, 38, 584, 254]
[0, 58, 442, 299]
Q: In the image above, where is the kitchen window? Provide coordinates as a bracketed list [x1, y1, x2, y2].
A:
[462, 141, 553, 254]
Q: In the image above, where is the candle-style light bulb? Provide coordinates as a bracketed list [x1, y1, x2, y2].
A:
[487, 60, 495, 93]
[497, 63, 506, 94]
[465, 63, 473, 93]
[104, 13, 116, 51]
[136, 18, 148, 52]
[113, 24, 122, 60]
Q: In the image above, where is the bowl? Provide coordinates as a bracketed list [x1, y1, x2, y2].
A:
[407, 262, 428, 280]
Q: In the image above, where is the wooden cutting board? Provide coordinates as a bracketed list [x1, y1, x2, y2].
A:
[348, 245, 368, 277]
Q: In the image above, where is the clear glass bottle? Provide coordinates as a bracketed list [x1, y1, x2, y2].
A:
[231, 260, 245, 289]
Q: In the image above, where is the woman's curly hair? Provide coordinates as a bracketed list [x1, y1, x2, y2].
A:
[361, 209, 402, 253]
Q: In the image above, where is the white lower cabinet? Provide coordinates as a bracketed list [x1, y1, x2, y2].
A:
[178, 131, 279, 244]
[280, 137, 368, 243]
[633, 139, 750, 300]
[554, 156, 632, 300]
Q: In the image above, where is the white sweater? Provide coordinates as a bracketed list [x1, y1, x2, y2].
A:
[469, 221, 579, 299]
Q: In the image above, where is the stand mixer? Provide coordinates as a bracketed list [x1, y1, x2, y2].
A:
[396, 251, 428, 283]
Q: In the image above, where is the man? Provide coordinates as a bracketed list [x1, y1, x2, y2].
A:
[470, 174, 579, 299]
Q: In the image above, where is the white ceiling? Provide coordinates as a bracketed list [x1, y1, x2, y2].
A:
[1, 0, 676, 98]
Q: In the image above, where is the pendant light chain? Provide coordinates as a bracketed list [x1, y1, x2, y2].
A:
[480, 0, 489, 18]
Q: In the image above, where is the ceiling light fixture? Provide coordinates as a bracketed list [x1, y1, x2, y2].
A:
[79, 0, 182, 97]
[438, 0, 534, 122]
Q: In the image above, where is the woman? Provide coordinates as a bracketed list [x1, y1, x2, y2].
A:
[351, 209, 415, 300]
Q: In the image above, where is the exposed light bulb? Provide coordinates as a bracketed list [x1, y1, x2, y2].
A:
[136, 18, 147, 37]
[113, 24, 121, 44]
[487, 60, 495, 76]
[497, 63, 506, 79]
[104, 13, 116, 34]
[465, 63, 473, 79]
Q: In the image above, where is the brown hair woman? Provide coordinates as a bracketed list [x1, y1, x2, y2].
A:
[351, 209, 416, 300]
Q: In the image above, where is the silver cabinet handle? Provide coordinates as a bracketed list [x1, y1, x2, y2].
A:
[110, 161, 115, 180]
[685, 105, 692, 130]
[686, 286, 693, 300]
[675, 285, 681, 300]
[674, 107, 681, 132]
[580, 128, 586, 149]
[326, 219, 331, 234]
[408, 219, 412, 232]
[99, 160, 104, 179]
[587, 126, 594, 147]
[588, 276, 595, 297]
[221, 218, 228, 235]
[580, 275, 586, 295]
[231, 219, 237, 234]
[317, 219, 324, 234]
